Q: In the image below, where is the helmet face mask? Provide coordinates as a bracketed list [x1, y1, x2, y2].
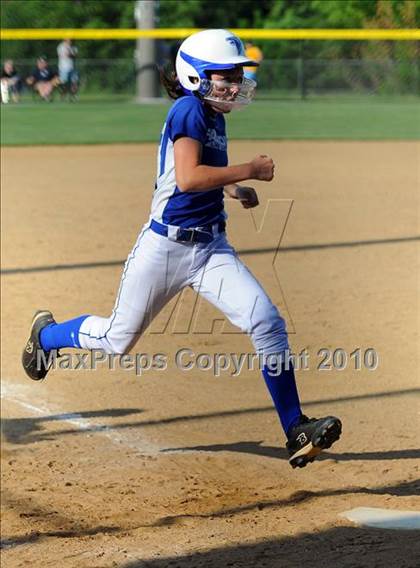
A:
[200, 77, 257, 111]
[175, 29, 259, 109]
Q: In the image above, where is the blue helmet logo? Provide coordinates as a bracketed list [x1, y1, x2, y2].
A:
[226, 36, 243, 55]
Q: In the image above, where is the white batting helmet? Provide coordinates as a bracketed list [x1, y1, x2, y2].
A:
[175, 29, 258, 103]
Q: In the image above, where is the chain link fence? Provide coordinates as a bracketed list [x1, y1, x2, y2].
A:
[258, 58, 420, 98]
[8, 58, 420, 100]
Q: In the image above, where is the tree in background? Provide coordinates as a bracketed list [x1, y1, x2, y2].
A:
[347, 0, 420, 93]
[1, 0, 418, 61]
[1, 0, 134, 60]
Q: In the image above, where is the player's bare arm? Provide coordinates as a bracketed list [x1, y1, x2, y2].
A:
[174, 137, 274, 192]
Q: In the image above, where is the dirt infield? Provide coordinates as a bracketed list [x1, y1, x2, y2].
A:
[1, 141, 419, 567]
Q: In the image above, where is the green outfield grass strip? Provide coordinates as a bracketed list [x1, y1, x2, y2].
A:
[1, 100, 419, 145]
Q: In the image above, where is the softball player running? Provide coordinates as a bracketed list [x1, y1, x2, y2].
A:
[22, 29, 341, 468]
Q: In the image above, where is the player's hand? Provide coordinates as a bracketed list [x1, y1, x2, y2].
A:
[249, 155, 275, 181]
[236, 186, 259, 209]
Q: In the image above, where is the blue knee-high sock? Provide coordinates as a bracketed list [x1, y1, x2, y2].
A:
[262, 361, 302, 437]
[40, 315, 89, 350]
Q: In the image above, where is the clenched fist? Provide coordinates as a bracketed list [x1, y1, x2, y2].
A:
[249, 155, 275, 181]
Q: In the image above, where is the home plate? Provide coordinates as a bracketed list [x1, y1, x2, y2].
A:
[340, 507, 420, 530]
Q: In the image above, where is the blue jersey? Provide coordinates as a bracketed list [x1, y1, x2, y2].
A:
[150, 96, 228, 228]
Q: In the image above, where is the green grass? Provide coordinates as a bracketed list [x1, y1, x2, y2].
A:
[1, 96, 419, 145]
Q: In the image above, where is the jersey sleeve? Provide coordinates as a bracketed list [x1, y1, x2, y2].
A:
[168, 98, 207, 144]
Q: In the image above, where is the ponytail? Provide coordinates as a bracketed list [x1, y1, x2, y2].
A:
[160, 65, 184, 100]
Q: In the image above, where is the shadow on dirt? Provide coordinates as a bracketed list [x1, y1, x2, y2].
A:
[2, 388, 418, 446]
[2, 479, 418, 553]
[121, 525, 420, 568]
[3, 235, 419, 275]
[0, 524, 120, 550]
[148, 479, 420, 528]
[162, 440, 420, 463]
[0, 407, 143, 444]
[0, 487, 122, 551]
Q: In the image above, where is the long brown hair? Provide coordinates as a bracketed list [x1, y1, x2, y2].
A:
[160, 64, 184, 100]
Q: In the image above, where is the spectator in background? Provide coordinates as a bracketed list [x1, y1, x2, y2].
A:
[1, 60, 22, 104]
[26, 56, 60, 101]
[244, 41, 263, 82]
[57, 39, 79, 99]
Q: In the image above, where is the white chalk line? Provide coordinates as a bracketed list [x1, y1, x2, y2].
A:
[0, 379, 180, 556]
[1, 379, 161, 454]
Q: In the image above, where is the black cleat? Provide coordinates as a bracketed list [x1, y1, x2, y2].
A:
[287, 415, 342, 468]
[22, 310, 57, 381]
